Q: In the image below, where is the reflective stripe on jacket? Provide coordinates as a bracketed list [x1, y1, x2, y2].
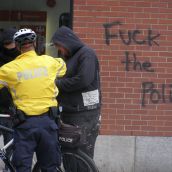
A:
[0, 50, 66, 115]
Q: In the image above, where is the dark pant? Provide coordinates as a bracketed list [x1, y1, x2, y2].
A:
[61, 109, 100, 158]
[12, 115, 61, 172]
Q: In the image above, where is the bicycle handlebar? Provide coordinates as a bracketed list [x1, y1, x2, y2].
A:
[0, 114, 13, 132]
[0, 114, 10, 117]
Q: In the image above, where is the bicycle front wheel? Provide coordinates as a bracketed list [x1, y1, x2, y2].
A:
[32, 148, 99, 172]
[32, 163, 61, 172]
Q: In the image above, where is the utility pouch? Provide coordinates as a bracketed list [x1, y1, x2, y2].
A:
[58, 123, 87, 148]
[12, 109, 27, 127]
[49, 107, 59, 120]
[49, 107, 62, 127]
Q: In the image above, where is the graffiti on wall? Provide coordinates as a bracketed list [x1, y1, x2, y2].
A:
[121, 51, 154, 72]
[103, 21, 163, 107]
[141, 82, 172, 106]
[103, 21, 160, 46]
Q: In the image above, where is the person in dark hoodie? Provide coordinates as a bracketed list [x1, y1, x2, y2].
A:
[51, 26, 101, 160]
[0, 28, 20, 172]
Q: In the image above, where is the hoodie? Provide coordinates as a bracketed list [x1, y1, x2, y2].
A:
[51, 26, 101, 112]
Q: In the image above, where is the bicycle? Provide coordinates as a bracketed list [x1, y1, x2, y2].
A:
[0, 114, 99, 172]
[0, 117, 14, 172]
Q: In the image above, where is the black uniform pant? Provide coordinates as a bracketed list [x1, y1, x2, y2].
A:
[12, 114, 61, 172]
[61, 109, 100, 158]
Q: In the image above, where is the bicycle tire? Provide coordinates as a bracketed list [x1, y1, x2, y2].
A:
[32, 163, 61, 172]
[32, 148, 99, 172]
[62, 148, 99, 172]
[1, 148, 15, 172]
[5, 151, 37, 172]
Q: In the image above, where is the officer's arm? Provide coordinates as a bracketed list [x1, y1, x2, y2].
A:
[54, 57, 67, 77]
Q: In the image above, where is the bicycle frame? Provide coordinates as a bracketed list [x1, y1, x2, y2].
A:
[0, 123, 15, 172]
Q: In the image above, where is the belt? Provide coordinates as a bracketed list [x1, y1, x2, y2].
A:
[25, 111, 49, 118]
[84, 104, 100, 111]
[13, 109, 52, 128]
[61, 104, 100, 112]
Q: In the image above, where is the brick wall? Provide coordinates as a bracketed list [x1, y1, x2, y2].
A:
[73, 0, 172, 136]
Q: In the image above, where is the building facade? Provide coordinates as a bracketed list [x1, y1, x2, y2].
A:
[73, 0, 172, 137]
[72, 1, 172, 172]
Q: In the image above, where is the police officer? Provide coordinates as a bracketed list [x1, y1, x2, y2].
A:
[0, 28, 20, 172]
[0, 28, 66, 172]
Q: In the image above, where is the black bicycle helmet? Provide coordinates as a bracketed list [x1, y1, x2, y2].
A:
[13, 28, 37, 45]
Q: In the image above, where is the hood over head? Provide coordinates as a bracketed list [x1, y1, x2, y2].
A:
[0, 28, 20, 63]
[2, 28, 17, 44]
[51, 26, 84, 56]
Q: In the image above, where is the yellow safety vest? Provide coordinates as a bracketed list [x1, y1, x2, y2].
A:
[0, 50, 66, 115]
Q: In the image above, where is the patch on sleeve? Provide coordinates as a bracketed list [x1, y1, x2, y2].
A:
[82, 89, 99, 106]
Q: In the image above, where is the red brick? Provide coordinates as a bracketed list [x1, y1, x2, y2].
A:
[132, 120, 148, 125]
[116, 120, 132, 125]
[125, 115, 141, 120]
[125, 126, 141, 130]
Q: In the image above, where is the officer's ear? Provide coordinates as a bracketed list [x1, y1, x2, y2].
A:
[15, 42, 21, 51]
[33, 41, 36, 47]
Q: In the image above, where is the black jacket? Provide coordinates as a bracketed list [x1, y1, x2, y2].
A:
[0, 45, 20, 113]
[52, 26, 101, 112]
[0, 51, 13, 113]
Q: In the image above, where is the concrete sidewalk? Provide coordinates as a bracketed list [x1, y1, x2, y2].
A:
[94, 135, 172, 172]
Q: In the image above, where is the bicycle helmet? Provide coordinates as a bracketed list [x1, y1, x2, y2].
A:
[13, 28, 37, 45]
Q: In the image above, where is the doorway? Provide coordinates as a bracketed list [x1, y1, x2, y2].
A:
[0, 0, 73, 56]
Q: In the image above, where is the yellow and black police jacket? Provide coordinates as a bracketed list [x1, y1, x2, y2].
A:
[0, 50, 66, 116]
